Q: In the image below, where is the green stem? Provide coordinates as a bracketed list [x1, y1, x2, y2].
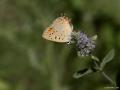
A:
[91, 56, 116, 86]
[101, 71, 116, 87]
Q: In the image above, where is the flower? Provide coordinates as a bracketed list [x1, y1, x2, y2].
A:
[76, 32, 96, 56]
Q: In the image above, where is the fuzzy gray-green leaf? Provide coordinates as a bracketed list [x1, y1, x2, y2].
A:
[100, 49, 115, 70]
[73, 68, 93, 79]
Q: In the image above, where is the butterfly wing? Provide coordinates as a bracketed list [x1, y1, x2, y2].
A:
[42, 16, 73, 42]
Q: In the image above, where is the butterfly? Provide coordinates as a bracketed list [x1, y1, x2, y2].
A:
[42, 16, 73, 43]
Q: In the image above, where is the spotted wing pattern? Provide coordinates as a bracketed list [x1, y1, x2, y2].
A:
[42, 16, 73, 42]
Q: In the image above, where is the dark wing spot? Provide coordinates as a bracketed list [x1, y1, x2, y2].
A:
[59, 37, 60, 39]
[55, 36, 57, 39]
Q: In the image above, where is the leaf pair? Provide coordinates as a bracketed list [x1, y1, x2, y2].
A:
[100, 49, 115, 70]
[73, 49, 115, 79]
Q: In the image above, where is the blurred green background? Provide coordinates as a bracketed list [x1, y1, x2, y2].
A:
[0, 0, 120, 90]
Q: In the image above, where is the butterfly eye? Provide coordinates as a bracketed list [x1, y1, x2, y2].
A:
[67, 42, 71, 44]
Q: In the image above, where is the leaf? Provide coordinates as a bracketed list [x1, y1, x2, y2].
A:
[73, 68, 93, 79]
[77, 51, 81, 57]
[91, 55, 99, 61]
[90, 60, 100, 72]
[100, 49, 115, 70]
[91, 35, 97, 41]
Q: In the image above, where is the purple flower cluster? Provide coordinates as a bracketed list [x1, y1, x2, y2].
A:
[76, 32, 96, 56]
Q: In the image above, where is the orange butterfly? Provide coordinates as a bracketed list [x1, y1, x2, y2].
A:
[42, 16, 73, 43]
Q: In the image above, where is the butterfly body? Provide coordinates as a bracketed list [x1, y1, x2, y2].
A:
[42, 16, 73, 42]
